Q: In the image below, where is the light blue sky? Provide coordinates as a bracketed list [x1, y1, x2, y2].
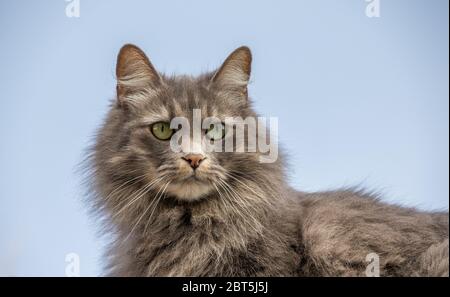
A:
[0, 0, 448, 276]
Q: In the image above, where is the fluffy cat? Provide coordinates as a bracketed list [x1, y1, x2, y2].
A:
[87, 44, 449, 276]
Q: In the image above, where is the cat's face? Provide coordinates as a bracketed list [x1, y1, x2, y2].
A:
[100, 45, 264, 202]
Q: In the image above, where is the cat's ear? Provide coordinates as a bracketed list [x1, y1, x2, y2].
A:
[116, 44, 161, 107]
[211, 46, 252, 98]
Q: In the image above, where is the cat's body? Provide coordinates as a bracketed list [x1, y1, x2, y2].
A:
[102, 187, 449, 277]
[88, 44, 449, 277]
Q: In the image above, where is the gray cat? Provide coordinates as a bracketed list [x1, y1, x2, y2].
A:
[87, 44, 449, 276]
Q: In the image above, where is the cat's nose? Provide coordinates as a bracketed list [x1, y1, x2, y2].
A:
[182, 154, 206, 170]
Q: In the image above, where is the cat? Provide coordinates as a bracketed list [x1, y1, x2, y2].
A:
[86, 44, 449, 276]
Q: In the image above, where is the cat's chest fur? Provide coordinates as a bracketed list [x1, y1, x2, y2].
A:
[127, 202, 299, 276]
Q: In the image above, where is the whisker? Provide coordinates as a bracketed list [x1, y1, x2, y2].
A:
[144, 181, 171, 233]
[113, 176, 164, 217]
[223, 172, 268, 202]
[103, 174, 148, 202]
[213, 182, 248, 247]
[217, 179, 263, 233]
[125, 180, 171, 242]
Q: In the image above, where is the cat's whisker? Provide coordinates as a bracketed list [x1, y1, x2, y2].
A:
[113, 176, 165, 218]
[211, 183, 242, 247]
[212, 182, 248, 248]
[213, 181, 239, 215]
[213, 182, 251, 250]
[156, 164, 178, 172]
[215, 179, 262, 237]
[227, 170, 267, 184]
[122, 189, 165, 243]
[224, 181, 265, 229]
[221, 177, 281, 245]
[125, 180, 172, 242]
[212, 182, 235, 214]
[157, 169, 177, 177]
[220, 175, 286, 245]
[144, 181, 171, 233]
[123, 203, 154, 243]
[112, 176, 161, 213]
[217, 179, 264, 235]
[224, 181, 260, 212]
[103, 174, 148, 202]
[224, 172, 269, 203]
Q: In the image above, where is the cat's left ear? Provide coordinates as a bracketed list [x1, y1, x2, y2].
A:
[211, 46, 252, 98]
[116, 44, 161, 107]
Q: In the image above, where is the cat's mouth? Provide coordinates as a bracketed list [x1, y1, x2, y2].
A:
[157, 158, 224, 201]
[165, 172, 214, 201]
[176, 164, 212, 182]
[181, 172, 202, 182]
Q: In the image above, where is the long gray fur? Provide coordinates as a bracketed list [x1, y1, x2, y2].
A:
[85, 44, 449, 276]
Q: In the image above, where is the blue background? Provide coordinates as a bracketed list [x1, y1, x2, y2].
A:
[0, 0, 448, 276]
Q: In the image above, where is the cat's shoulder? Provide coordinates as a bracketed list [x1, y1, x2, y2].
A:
[292, 187, 448, 251]
[291, 188, 448, 276]
[294, 187, 446, 225]
[295, 187, 447, 220]
[295, 187, 390, 216]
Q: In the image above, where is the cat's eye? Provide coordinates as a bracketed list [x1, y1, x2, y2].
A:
[206, 123, 225, 140]
[151, 122, 173, 140]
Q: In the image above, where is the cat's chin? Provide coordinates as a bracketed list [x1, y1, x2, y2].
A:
[166, 179, 213, 201]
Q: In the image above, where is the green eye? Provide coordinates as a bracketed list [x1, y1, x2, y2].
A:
[151, 122, 173, 140]
[206, 123, 225, 140]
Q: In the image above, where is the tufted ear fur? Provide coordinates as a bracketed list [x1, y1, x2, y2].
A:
[116, 44, 161, 107]
[211, 46, 252, 98]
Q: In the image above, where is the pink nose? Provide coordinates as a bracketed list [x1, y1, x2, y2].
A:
[182, 154, 206, 169]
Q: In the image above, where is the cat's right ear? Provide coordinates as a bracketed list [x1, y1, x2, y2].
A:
[115, 44, 161, 108]
[211, 46, 252, 100]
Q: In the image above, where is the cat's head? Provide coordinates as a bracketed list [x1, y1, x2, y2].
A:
[94, 44, 281, 204]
